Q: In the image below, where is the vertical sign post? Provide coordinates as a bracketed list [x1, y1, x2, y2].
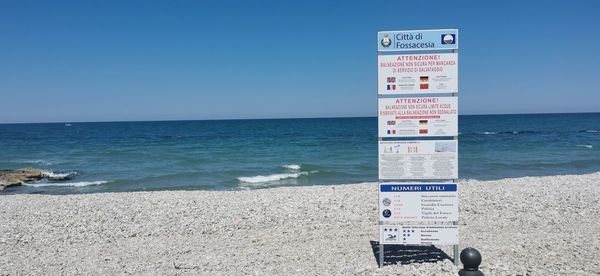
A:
[376, 29, 460, 267]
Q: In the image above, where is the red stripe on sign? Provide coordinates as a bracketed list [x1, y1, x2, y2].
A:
[394, 116, 441, 119]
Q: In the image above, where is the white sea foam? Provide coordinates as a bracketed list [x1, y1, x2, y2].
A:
[459, 178, 481, 183]
[238, 172, 310, 184]
[22, 160, 54, 165]
[23, 181, 108, 187]
[482, 132, 498, 135]
[42, 171, 77, 180]
[576, 145, 593, 149]
[585, 130, 599, 133]
[282, 164, 301, 170]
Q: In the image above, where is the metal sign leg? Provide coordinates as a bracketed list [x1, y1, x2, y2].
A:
[453, 244, 459, 265]
[453, 216, 459, 265]
[379, 243, 384, 268]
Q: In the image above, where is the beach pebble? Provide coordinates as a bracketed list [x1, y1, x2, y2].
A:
[1, 173, 600, 274]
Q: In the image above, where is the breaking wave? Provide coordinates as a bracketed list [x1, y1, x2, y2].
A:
[41, 171, 77, 180]
[466, 131, 543, 136]
[22, 160, 55, 165]
[23, 181, 108, 187]
[238, 171, 313, 184]
[282, 164, 301, 170]
[463, 129, 599, 136]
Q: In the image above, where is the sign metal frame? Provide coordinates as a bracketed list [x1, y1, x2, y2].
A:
[376, 29, 460, 268]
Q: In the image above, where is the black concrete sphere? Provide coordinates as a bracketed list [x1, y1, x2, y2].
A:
[460, 247, 482, 270]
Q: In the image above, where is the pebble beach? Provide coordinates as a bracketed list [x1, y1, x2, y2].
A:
[1, 172, 599, 275]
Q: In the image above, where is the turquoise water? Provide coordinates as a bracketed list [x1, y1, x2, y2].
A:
[1, 113, 599, 194]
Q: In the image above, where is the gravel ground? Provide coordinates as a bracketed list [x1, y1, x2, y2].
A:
[1, 173, 599, 275]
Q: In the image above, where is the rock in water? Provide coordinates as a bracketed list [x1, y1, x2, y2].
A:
[0, 168, 46, 191]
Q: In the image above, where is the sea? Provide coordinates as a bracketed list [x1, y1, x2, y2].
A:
[1, 113, 599, 195]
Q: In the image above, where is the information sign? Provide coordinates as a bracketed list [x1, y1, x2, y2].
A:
[379, 183, 458, 222]
[378, 96, 458, 137]
[378, 53, 458, 94]
[379, 140, 458, 180]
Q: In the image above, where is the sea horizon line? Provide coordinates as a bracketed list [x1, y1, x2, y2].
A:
[1, 111, 599, 125]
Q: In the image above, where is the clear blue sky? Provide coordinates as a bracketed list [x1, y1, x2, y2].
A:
[1, 0, 599, 123]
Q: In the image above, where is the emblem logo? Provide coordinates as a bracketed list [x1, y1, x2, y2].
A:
[382, 209, 392, 218]
[381, 34, 392, 48]
[382, 198, 391, 206]
[442, 34, 455, 44]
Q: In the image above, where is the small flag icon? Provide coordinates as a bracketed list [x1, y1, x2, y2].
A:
[419, 129, 428, 134]
[420, 83, 429, 89]
[387, 77, 396, 83]
[419, 120, 428, 125]
[387, 121, 396, 125]
[420, 76, 429, 82]
[387, 84, 396, 91]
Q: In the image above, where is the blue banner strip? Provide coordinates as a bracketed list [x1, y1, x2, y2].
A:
[380, 184, 457, 192]
[377, 29, 458, 52]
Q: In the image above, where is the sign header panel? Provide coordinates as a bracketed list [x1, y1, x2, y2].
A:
[378, 96, 458, 137]
[378, 53, 458, 94]
[378, 29, 458, 52]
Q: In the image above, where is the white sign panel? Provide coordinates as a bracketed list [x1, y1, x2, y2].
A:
[380, 225, 458, 245]
[378, 97, 458, 137]
[379, 183, 458, 222]
[378, 53, 458, 95]
[379, 140, 458, 180]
